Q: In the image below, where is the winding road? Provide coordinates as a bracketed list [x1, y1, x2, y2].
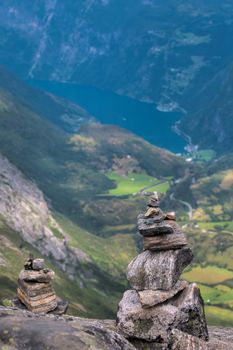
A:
[170, 193, 193, 220]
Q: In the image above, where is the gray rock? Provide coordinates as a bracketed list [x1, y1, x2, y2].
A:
[170, 329, 208, 350]
[130, 339, 168, 349]
[127, 247, 193, 291]
[172, 283, 209, 341]
[208, 326, 233, 350]
[32, 259, 45, 271]
[19, 269, 55, 283]
[117, 290, 188, 342]
[0, 307, 135, 350]
[139, 280, 189, 308]
[138, 216, 173, 236]
[147, 194, 160, 208]
[143, 230, 187, 251]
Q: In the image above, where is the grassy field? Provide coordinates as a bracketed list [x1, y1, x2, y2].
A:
[195, 149, 216, 162]
[198, 221, 233, 231]
[205, 306, 233, 326]
[107, 172, 169, 196]
[183, 265, 233, 285]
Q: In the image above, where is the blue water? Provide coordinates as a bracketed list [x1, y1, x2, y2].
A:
[28, 80, 186, 153]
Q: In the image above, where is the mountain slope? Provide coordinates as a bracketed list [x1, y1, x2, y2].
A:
[0, 66, 186, 230]
[1, 1, 233, 110]
[180, 62, 233, 153]
[0, 65, 188, 318]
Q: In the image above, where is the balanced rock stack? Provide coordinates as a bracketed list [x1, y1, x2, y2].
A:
[117, 194, 209, 349]
[17, 255, 58, 314]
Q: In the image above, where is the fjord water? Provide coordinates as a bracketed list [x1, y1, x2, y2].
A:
[29, 80, 186, 153]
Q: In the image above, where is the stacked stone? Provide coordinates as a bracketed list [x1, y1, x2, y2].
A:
[117, 194, 209, 349]
[17, 256, 58, 314]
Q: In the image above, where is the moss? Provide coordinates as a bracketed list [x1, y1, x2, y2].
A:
[134, 319, 154, 334]
[1, 299, 14, 308]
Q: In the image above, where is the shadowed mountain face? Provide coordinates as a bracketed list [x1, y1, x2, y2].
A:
[180, 61, 233, 153]
[1, 0, 233, 112]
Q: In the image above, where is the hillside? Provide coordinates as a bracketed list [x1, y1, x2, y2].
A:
[180, 62, 233, 153]
[0, 66, 187, 318]
[0, 66, 186, 230]
[166, 154, 233, 326]
[1, 1, 233, 112]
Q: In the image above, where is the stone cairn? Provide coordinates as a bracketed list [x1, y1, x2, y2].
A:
[17, 255, 60, 314]
[117, 194, 209, 349]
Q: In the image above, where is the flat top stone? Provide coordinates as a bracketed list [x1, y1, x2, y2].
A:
[138, 280, 189, 308]
[19, 269, 55, 283]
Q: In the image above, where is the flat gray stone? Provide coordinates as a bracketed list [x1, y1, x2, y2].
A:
[139, 280, 189, 308]
[127, 247, 193, 291]
[138, 215, 173, 236]
[19, 269, 55, 283]
[143, 230, 187, 251]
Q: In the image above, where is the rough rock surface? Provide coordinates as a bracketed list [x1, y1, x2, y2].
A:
[127, 247, 193, 291]
[208, 327, 233, 349]
[19, 269, 55, 283]
[117, 285, 208, 343]
[0, 307, 232, 350]
[17, 288, 57, 313]
[173, 283, 209, 340]
[0, 153, 96, 285]
[117, 289, 188, 342]
[0, 307, 135, 350]
[143, 230, 187, 250]
[138, 280, 189, 308]
[138, 216, 174, 236]
[170, 329, 208, 350]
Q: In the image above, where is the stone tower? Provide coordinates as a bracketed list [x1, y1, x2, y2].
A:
[117, 194, 208, 349]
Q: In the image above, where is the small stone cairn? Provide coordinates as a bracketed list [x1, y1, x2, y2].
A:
[17, 255, 59, 314]
[117, 194, 209, 349]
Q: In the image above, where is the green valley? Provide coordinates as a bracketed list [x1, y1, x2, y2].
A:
[0, 65, 233, 327]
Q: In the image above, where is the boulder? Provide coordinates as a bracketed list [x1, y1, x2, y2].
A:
[117, 285, 208, 343]
[127, 247, 193, 291]
[0, 307, 135, 350]
[138, 280, 189, 308]
[172, 283, 209, 341]
[117, 290, 188, 342]
[170, 329, 208, 350]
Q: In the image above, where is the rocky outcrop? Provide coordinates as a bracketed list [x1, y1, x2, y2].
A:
[0, 153, 91, 283]
[0, 307, 135, 350]
[0, 307, 232, 350]
[117, 194, 208, 348]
